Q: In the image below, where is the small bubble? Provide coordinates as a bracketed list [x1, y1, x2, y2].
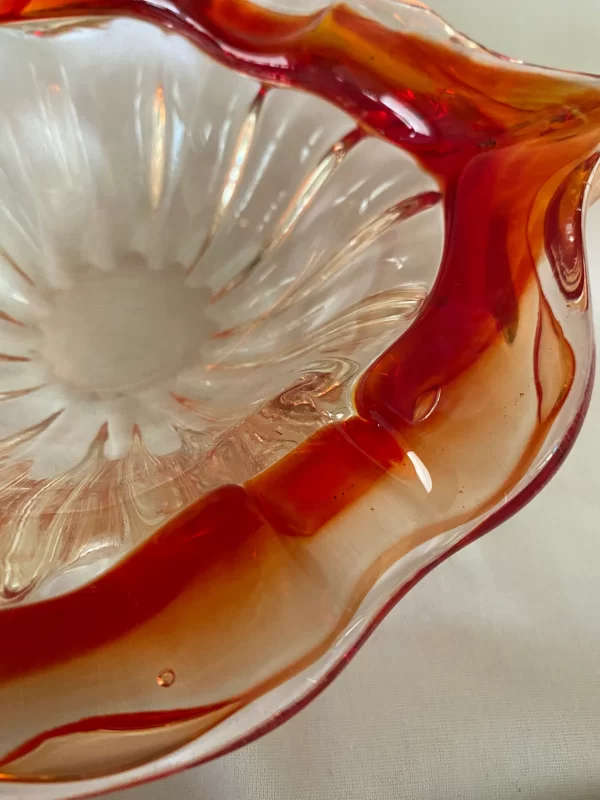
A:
[412, 387, 441, 423]
[157, 669, 176, 688]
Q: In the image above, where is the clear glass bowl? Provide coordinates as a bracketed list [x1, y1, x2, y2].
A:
[0, 0, 598, 797]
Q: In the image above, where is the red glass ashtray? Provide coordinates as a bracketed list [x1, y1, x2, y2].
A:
[0, 0, 598, 797]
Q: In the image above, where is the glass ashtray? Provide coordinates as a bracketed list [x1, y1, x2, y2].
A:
[0, 0, 598, 797]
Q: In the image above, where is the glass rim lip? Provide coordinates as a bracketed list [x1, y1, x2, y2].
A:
[4, 0, 600, 81]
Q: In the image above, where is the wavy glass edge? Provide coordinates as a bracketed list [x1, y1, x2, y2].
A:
[0, 363, 595, 800]
[0, 0, 598, 796]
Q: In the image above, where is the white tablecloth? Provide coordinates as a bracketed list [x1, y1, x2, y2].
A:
[115, 4, 600, 798]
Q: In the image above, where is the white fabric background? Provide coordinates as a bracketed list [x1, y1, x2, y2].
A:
[115, 3, 600, 798]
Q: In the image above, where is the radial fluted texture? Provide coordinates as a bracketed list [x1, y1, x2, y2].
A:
[0, 16, 442, 602]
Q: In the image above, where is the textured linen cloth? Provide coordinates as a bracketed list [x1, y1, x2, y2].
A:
[114, 4, 600, 798]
